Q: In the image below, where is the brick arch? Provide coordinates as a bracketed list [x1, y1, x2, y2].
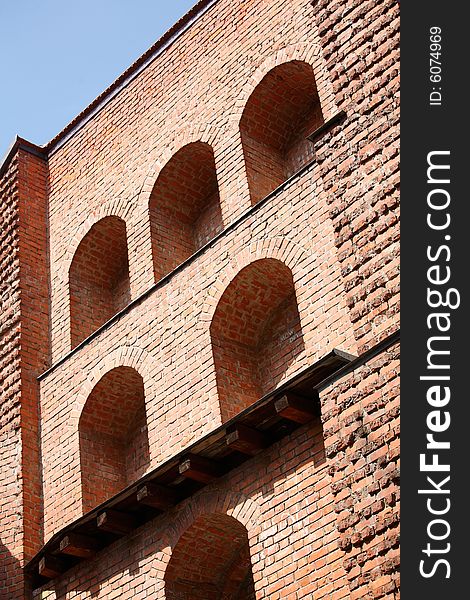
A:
[73, 345, 158, 427]
[233, 47, 336, 206]
[230, 43, 337, 126]
[68, 215, 131, 347]
[137, 122, 222, 215]
[79, 366, 149, 513]
[148, 140, 224, 281]
[61, 196, 134, 280]
[73, 346, 159, 512]
[50, 197, 142, 359]
[152, 490, 262, 596]
[213, 258, 304, 421]
[197, 236, 312, 334]
[165, 514, 255, 599]
[193, 238, 311, 423]
[170, 490, 262, 540]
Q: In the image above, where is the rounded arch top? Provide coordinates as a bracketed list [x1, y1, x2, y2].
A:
[73, 345, 159, 425]
[231, 42, 338, 127]
[173, 490, 262, 542]
[68, 214, 132, 348]
[197, 235, 313, 333]
[156, 490, 262, 599]
[145, 135, 224, 282]
[154, 489, 262, 559]
[77, 349, 154, 512]
[164, 512, 255, 599]
[137, 121, 223, 214]
[63, 197, 133, 279]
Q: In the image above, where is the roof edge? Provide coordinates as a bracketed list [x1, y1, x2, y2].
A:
[45, 0, 219, 156]
[0, 136, 47, 180]
[1, 1, 218, 178]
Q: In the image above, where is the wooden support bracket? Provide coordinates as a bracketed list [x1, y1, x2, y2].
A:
[58, 532, 100, 558]
[178, 454, 223, 484]
[274, 392, 317, 424]
[38, 555, 68, 579]
[136, 482, 177, 511]
[97, 510, 138, 535]
[226, 423, 269, 455]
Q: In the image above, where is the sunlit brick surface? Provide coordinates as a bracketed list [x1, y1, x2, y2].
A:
[0, 0, 399, 597]
[240, 60, 324, 204]
[79, 366, 149, 512]
[69, 216, 131, 348]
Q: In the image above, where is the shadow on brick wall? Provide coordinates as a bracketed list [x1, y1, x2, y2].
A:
[35, 417, 326, 598]
[0, 539, 22, 599]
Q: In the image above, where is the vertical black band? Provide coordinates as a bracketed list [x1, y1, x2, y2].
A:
[401, 3, 468, 596]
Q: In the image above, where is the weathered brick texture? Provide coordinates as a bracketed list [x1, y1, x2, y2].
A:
[322, 342, 400, 599]
[312, 0, 400, 353]
[0, 0, 399, 598]
[0, 155, 22, 600]
[1, 146, 49, 599]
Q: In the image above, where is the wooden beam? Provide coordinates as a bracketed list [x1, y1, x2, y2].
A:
[307, 110, 346, 142]
[59, 532, 100, 558]
[178, 454, 223, 484]
[38, 555, 68, 579]
[97, 510, 138, 535]
[226, 424, 269, 455]
[136, 482, 177, 511]
[274, 392, 317, 424]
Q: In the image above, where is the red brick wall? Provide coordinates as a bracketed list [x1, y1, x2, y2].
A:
[322, 342, 400, 599]
[45, 0, 340, 364]
[40, 164, 355, 541]
[17, 148, 50, 565]
[0, 153, 23, 598]
[0, 146, 49, 598]
[37, 342, 399, 600]
[1, 0, 399, 597]
[312, 0, 400, 353]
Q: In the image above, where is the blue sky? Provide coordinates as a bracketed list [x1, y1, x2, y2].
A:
[0, 0, 196, 159]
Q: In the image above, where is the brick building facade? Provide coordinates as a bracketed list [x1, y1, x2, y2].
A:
[0, 0, 400, 598]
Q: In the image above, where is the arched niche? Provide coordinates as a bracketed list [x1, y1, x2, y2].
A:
[79, 366, 149, 513]
[149, 141, 223, 281]
[165, 513, 255, 600]
[210, 258, 304, 422]
[69, 216, 130, 348]
[240, 60, 324, 204]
